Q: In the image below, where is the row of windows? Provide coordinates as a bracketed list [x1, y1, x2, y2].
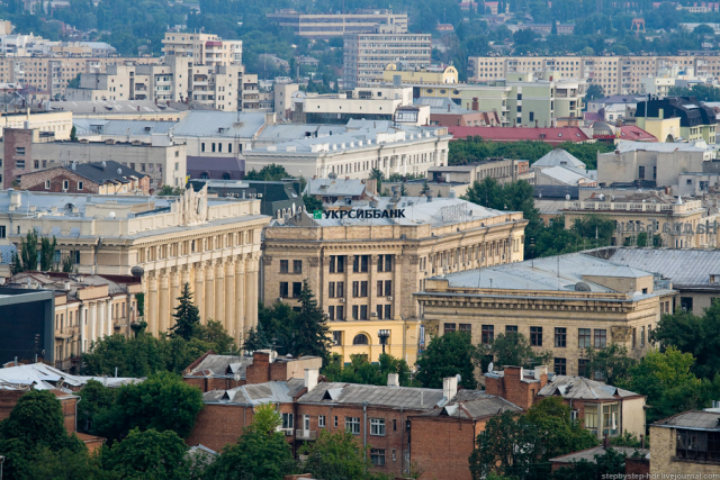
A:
[200, 142, 237, 153]
[448, 324, 612, 349]
[327, 304, 393, 322]
[328, 254, 395, 273]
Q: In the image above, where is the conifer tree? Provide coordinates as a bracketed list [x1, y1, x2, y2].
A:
[289, 280, 330, 359]
[170, 283, 200, 341]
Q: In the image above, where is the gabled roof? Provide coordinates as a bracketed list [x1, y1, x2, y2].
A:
[533, 149, 586, 169]
[652, 410, 720, 431]
[298, 382, 448, 410]
[538, 165, 595, 186]
[184, 354, 251, 380]
[416, 390, 521, 419]
[61, 160, 145, 185]
[538, 376, 641, 400]
[203, 379, 305, 406]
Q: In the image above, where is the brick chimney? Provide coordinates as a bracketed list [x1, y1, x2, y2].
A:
[472, 97, 479, 111]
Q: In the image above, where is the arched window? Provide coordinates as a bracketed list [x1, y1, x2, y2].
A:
[352, 334, 369, 345]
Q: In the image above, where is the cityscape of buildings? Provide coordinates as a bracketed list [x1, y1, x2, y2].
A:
[0, 2, 719, 478]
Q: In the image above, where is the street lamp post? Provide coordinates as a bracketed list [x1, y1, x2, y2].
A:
[378, 329, 390, 355]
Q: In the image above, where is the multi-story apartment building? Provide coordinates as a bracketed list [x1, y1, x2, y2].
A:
[65, 33, 258, 111]
[1, 127, 187, 190]
[407, 71, 585, 126]
[416, 253, 676, 376]
[0, 56, 160, 98]
[467, 55, 720, 95]
[161, 32, 242, 66]
[292, 86, 417, 124]
[262, 194, 527, 364]
[0, 187, 269, 344]
[343, 25, 431, 89]
[267, 9, 407, 38]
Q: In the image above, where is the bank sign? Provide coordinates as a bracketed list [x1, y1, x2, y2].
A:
[313, 209, 407, 219]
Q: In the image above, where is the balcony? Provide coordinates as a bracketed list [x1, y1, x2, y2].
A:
[295, 429, 317, 440]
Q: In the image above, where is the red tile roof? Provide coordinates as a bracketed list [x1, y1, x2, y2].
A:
[448, 126, 592, 144]
[618, 125, 657, 142]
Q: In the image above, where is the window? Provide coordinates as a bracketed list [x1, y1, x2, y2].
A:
[384, 280, 392, 297]
[555, 328, 567, 348]
[370, 418, 385, 436]
[459, 323, 472, 334]
[530, 327, 542, 346]
[360, 281, 368, 297]
[328, 282, 335, 298]
[360, 305, 368, 320]
[334, 416, 338, 427]
[602, 404, 619, 436]
[345, 417, 361, 435]
[282, 413, 294, 430]
[45, 180, 50, 189]
[293, 260, 302, 273]
[578, 328, 591, 348]
[337, 282, 344, 297]
[584, 405, 598, 434]
[292, 282, 302, 298]
[444, 323, 456, 334]
[329, 255, 345, 273]
[378, 254, 393, 272]
[353, 334, 369, 345]
[353, 255, 369, 272]
[0, 226, 5, 239]
[332, 331, 342, 345]
[337, 305, 344, 320]
[279, 282, 289, 298]
[63, 180, 69, 190]
[78, 181, 83, 191]
[481, 325, 494, 344]
[319, 415, 326, 428]
[529, 112, 534, 122]
[370, 449, 386, 466]
[639, 166, 645, 179]
[640, 326, 645, 347]
[578, 359, 589, 377]
[384, 305, 391, 319]
[328, 306, 335, 320]
[15, 147, 25, 155]
[16, 160, 25, 169]
[506, 325, 518, 335]
[353, 281, 359, 297]
[554, 358, 567, 375]
[594, 329, 607, 348]
[680, 297, 693, 311]
[376, 304, 384, 319]
[280, 260, 289, 273]
[352, 305, 358, 320]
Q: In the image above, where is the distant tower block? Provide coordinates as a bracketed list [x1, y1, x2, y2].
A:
[631, 18, 646, 35]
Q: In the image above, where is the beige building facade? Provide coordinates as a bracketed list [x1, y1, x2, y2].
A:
[416, 253, 676, 376]
[0, 187, 269, 344]
[0, 110, 73, 140]
[467, 55, 720, 95]
[262, 195, 526, 364]
[267, 9, 407, 38]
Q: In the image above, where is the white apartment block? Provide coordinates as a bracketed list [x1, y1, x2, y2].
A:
[468, 55, 720, 95]
[267, 9, 407, 38]
[65, 34, 258, 111]
[343, 26, 431, 89]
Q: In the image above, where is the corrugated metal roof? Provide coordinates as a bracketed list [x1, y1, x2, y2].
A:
[534, 149, 586, 169]
[550, 446, 649, 464]
[73, 119, 175, 136]
[184, 354, 250, 379]
[653, 410, 720, 431]
[538, 375, 640, 400]
[539, 165, 595, 186]
[305, 178, 366, 197]
[418, 390, 521, 419]
[172, 111, 266, 138]
[598, 247, 720, 288]
[298, 382, 448, 409]
[611, 140, 708, 154]
[204, 378, 304, 406]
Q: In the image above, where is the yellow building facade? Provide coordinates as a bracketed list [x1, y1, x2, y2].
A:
[262, 194, 527, 365]
[635, 116, 681, 143]
[382, 64, 459, 84]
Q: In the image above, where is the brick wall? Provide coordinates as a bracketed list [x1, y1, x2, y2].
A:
[3, 128, 33, 189]
[184, 377, 246, 393]
[410, 416, 484, 480]
[245, 352, 271, 384]
[0, 390, 25, 421]
[484, 367, 546, 411]
[19, 168, 101, 193]
[187, 403, 256, 451]
[625, 457, 649, 478]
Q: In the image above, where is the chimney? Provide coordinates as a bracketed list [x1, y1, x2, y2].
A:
[447, 103, 451, 112]
[304, 368, 318, 391]
[387, 373, 399, 387]
[442, 376, 458, 400]
[472, 97, 479, 111]
[265, 112, 276, 126]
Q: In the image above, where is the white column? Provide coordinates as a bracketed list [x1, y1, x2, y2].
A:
[243, 254, 253, 333]
[205, 261, 215, 322]
[90, 301, 98, 344]
[215, 260, 225, 326]
[159, 270, 170, 334]
[225, 259, 235, 335]
[194, 263, 205, 322]
[147, 272, 158, 336]
[235, 256, 245, 343]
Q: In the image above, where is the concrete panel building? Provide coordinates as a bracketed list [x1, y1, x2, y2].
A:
[0, 188, 269, 344]
[262, 194, 527, 364]
[267, 9, 407, 38]
[343, 26, 431, 89]
[416, 253, 676, 376]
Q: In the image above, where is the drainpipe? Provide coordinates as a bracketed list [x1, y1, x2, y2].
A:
[363, 401, 369, 463]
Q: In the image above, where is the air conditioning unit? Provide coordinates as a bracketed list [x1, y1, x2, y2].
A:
[387, 296, 393, 301]
[371, 312, 378, 317]
[339, 298, 345, 303]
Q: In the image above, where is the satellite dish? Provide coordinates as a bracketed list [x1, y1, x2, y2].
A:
[117, 168, 122, 175]
[487, 362, 494, 373]
[575, 282, 591, 292]
[130, 266, 145, 277]
[109, 211, 116, 218]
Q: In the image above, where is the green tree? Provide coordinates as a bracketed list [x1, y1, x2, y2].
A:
[40, 234, 58, 271]
[369, 167, 384, 192]
[480, 332, 552, 370]
[61, 253, 74, 273]
[170, 282, 201, 341]
[102, 428, 192, 479]
[11, 229, 39, 273]
[416, 331, 479, 389]
[244, 164, 290, 181]
[582, 344, 637, 386]
[300, 430, 374, 480]
[287, 280, 331, 359]
[66, 73, 81, 89]
[26, 446, 104, 480]
[324, 353, 415, 386]
[206, 403, 296, 480]
[243, 325, 272, 352]
[94, 371, 203, 442]
[303, 193, 323, 212]
[193, 319, 236, 355]
[158, 185, 184, 196]
[77, 379, 118, 435]
[585, 84, 605, 101]
[551, 447, 627, 480]
[70, 125, 78, 142]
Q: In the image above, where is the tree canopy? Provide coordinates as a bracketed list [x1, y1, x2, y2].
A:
[479, 332, 552, 370]
[170, 282, 201, 341]
[323, 353, 416, 386]
[416, 331, 479, 389]
[101, 428, 193, 479]
[244, 164, 291, 181]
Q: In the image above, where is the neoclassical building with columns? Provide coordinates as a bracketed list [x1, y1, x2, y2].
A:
[0, 187, 269, 347]
[262, 193, 527, 365]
